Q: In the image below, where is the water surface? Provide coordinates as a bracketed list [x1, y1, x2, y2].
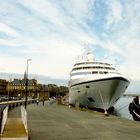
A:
[114, 96, 133, 120]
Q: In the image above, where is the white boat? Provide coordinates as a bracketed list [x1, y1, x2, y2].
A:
[68, 52, 130, 113]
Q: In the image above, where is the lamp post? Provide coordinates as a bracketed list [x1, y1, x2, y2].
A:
[7, 77, 11, 101]
[25, 59, 32, 109]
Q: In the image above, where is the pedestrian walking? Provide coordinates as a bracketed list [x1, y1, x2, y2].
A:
[36, 99, 39, 105]
[42, 98, 45, 106]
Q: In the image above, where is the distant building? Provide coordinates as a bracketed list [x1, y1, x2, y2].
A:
[3, 72, 68, 100]
[8, 78, 37, 97]
[0, 79, 8, 96]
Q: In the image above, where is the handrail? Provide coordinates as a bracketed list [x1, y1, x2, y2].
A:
[1, 106, 8, 135]
[0, 99, 37, 105]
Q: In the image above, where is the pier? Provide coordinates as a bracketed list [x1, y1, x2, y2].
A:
[1, 101, 140, 140]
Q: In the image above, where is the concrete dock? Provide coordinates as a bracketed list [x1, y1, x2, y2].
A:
[2, 118, 27, 139]
[8, 101, 140, 140]
[1, 105, 28, 140]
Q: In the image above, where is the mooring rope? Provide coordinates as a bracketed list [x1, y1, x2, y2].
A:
[116, 103, 130, 111]
[99, 89, 108, 115]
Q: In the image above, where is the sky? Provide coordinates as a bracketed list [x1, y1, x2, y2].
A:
[0, 0, 140, 85]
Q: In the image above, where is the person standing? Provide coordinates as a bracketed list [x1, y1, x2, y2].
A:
[36, 99, 39, 105]
[42, 98, 45, 106]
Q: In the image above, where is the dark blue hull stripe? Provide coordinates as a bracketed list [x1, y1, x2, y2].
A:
[70, 77, 129, 88]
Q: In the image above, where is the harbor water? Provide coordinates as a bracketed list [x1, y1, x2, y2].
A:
[114, 96, 133, 120]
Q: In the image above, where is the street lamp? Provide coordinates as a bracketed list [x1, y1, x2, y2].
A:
[7, 77, 11, 101]
[25, 59, 32, 109]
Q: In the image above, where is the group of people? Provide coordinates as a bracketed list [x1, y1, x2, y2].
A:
[129, 96, 140, 121]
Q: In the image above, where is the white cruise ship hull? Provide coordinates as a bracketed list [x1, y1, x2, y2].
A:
[69, 76, 129, 111]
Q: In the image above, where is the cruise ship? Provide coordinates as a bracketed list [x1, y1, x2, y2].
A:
[68, 52, 130, 113]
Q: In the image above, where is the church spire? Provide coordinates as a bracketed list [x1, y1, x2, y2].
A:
[24, 71, 27, 79]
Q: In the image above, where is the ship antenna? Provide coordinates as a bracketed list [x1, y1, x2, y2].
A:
[84, 42, 92, 54]
[83, 42, 95, 61]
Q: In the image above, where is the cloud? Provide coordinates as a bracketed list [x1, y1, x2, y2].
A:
[0, 0, 140, 85]
[19, 0, 65, 28]
[0, 53, 26, 73]
[97, 0, 140, 82]
[0, 22, 19, 37]
[100, 41, 125, 56]
[105, 0, 123, 27]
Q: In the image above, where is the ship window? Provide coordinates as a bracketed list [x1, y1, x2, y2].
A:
[86, 86, 90, 88]
[92, 71, 98, 74]
[70, 72, 91, 76]
[74, 62, 111, 66]
[72, 66, 115, 71]
[99, 71, 108, 74]
[109, 72, 120, 74]
[99, 71, 103, 74]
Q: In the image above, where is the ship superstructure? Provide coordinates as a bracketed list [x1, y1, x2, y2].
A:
[69, 52, 130, 113]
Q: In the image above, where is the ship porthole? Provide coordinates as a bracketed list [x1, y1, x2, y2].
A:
[88, 97, 95, 102]
[86, 86, 90, 88]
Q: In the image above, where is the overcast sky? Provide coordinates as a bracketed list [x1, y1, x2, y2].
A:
[0, 0, 140, 82]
